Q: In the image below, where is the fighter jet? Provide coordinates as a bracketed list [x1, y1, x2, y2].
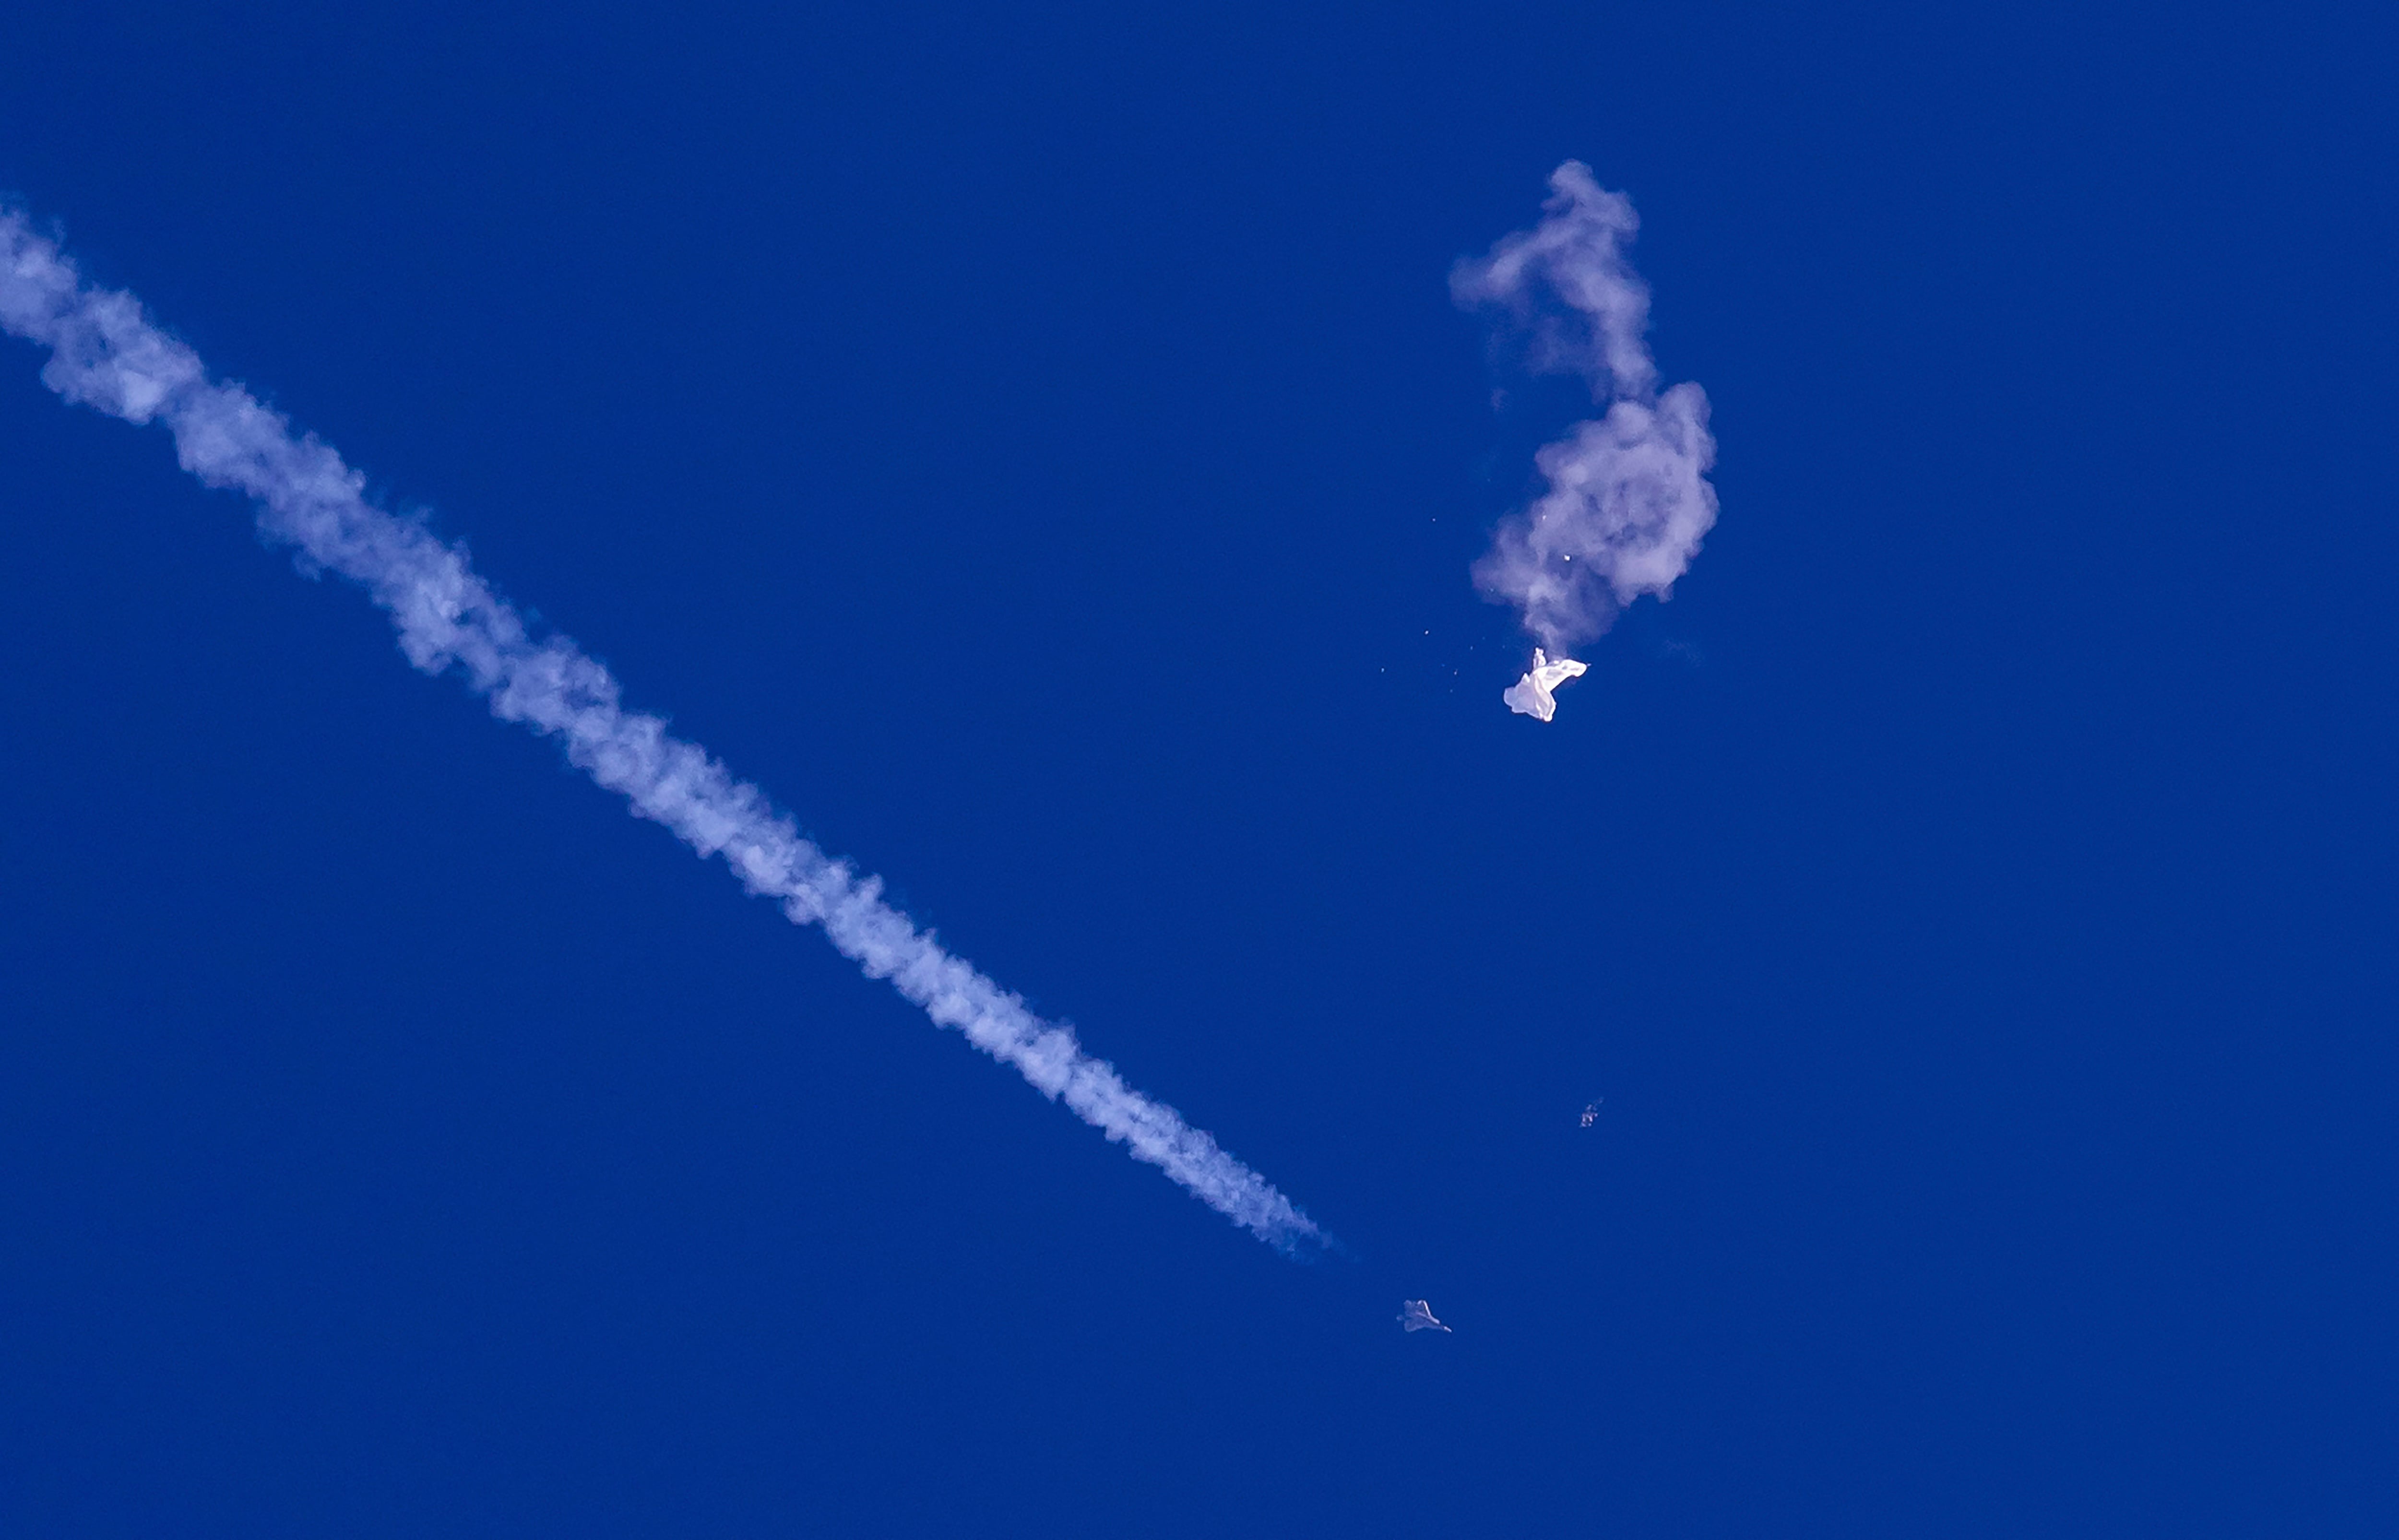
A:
[1580, 1100, 1601, 1128]
[1398, 1299, 1451, 1333]
[1502, 649, 1588, 722]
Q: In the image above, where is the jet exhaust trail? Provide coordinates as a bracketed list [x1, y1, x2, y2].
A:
[1456, 162, 1718, 659]
[0, 208, 1325, 1255]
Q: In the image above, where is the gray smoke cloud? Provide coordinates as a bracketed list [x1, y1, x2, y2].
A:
[0, 207, 1324, 1255]
[1454, 162, 1718, 654]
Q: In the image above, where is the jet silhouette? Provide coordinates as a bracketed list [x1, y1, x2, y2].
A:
[1398, 1299, 1451, 1333]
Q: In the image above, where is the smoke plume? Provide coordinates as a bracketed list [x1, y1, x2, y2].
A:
[0, 207, 1325, 1255]
[1455, 162, 1718, 654]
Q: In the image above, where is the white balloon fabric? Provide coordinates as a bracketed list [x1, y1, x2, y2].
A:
[1501, 649, 1587, 722]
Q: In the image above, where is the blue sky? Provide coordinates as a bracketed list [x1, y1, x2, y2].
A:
[2, 3, 2393, 1534]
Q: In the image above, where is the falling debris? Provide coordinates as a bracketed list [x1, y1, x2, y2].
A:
[1399, 1299, 1451, 1333]
[1502, 649, 1587, 721]
[1580, 1100, 1601, 1128]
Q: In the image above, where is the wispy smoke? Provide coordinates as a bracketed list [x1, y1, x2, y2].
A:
[0, 208, 1324, 1255]
[1455, 162, 1718, 654]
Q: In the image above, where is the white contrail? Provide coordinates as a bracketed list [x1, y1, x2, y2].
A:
[1455, 162, 1718, 655]
[0, 207, 1324, 1255]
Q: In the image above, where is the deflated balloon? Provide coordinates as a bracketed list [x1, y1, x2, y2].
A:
[1502, 649, 1587, 722]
